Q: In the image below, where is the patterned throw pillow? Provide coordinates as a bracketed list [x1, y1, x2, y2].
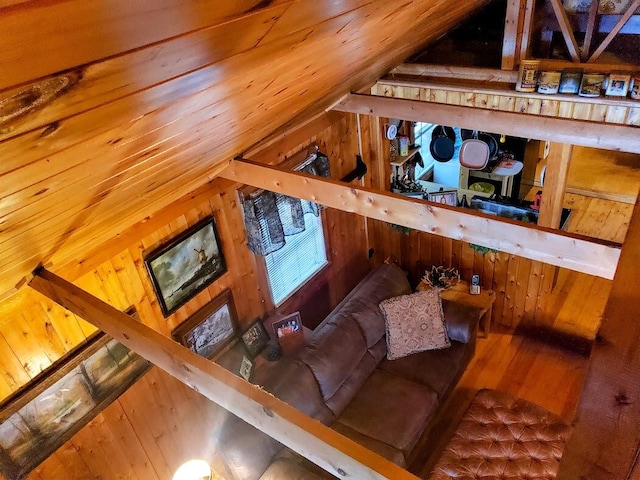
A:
[379, 290, 450, 360]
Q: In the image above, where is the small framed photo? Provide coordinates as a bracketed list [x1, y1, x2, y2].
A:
[240, 320, 269, 358]
[171, 289, 238, 359]
[605, 74, 631, 97]
[272, 312, 302, 338]
[558, 69, 583, 94]
[238, 355, 253, 381]
[427, 190, 458, 206]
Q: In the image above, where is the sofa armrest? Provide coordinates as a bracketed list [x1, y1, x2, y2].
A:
[442, 300, 480, 344]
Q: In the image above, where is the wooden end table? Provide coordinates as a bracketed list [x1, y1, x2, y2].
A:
[417, 280, 496, 338]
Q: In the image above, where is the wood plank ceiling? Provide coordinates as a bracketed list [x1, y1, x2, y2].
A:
[0, 0, 489, 301]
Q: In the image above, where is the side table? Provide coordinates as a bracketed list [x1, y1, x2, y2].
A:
[417, 280, 496, 338]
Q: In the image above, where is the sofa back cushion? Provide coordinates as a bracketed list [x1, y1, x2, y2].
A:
[299, 264, 411, 416]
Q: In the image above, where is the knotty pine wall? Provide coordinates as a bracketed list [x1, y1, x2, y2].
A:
[0, 112, 369, 480]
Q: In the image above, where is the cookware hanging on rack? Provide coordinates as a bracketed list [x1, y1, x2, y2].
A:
[429, 125, 455, 162]
[459, 130, 490, 170]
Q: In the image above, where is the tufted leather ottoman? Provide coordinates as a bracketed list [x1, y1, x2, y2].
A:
[428, 389, 572, 480]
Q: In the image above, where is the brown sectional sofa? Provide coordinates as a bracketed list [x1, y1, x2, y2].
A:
[217, 264, 480, 479]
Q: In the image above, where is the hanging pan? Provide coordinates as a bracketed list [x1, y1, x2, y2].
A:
[459, 130, 490, 170]
[429, 125, 455, 162]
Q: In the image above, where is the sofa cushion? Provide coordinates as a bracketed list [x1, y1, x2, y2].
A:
[217, 413, 283, 480]
[317, 263, 412, 348]
[380, 290, 450, 360]
[332, 422, 407, 468]
[378, 340, 471, 400]
[300, 318, 367, 401]
[442, 299, 480, 344]
[336, 369, 439, 459]
[269, 360, 335, 425]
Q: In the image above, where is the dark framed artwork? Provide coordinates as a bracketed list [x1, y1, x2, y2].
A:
[0, 309, 150, 478]
[240, 320, 269, 358]
[427, 190, 458, 207]
[145, 216, 226, 317]
[172, 289, 238, 360]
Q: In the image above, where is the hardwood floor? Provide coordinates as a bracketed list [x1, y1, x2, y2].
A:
[414, 328, 589, 478]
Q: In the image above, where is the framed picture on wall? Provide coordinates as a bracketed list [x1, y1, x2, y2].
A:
[427, 190, 458, 206]
[145, 216, 226, 317]
[171, 289, 238, 360]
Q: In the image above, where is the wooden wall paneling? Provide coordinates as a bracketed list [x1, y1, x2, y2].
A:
[36, 298, 88, 352]
[116, 374, 174, 480]
[490, 252, 511, 328]
[100, 401, 161, 480]
[68, 417, 121, 480]
[21, 304, 66, 362]
[0, 315, 53, 378]
[88, 413, 143, 480]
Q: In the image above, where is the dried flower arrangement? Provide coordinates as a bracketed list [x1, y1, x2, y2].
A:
[421, 266, 460, 289]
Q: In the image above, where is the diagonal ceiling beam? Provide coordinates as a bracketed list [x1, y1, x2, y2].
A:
[332, 93, 640, 154]
[588, 0, 640, 63]
[28, 269, 418, 480]
[219, 159, 620, 279]
[548, 0, 582, 62]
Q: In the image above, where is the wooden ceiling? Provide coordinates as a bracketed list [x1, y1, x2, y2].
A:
[0, 0, 490, 301]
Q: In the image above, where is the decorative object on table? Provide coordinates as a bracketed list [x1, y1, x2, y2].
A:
[0, 308, 150, 478]
[427, 190, 458, 206]
[558, 68, 583, 94]
[172, 289, 238, 359]
[579, 73, 605, 97]
[145, 216, 226, 317]
[605, 73, 631, 97]
[537, 71, 561, 94]
[238, 355, 253, 381]
[398, 135, 410, 156]
[515, 59, 540, 92]
[421, 266, 460, 289]
[272, 311, 304, 354]
[240, 320, 270, 358]
[470, 274, 481, 295]
[263, 339, 282, 361]
[379, 290, 450, 360]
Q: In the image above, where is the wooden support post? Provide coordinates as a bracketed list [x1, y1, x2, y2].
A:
[220, 159, 620, 279]
[581, 0, 600, 60]
[28, 269, 419, 480]
[519, 0, 536, 60]
[333, 93, 640, 154]
[558, 194, 640, 479]
[502, 0, 526, 70]
[538, 143, 572, 229]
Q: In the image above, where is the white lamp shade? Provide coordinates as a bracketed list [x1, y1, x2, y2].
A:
[173, 459, 212, 480]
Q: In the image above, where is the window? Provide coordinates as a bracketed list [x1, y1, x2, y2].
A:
[413, 122, 437, 180]
[264, 211, 328, 306]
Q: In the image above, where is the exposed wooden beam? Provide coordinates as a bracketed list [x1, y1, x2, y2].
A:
[27, 269, 418, 480]
[558, 194, 640, 479]
[548, 0, 582, 62]
[333, 93, 640, 154]
[581, 0, 600, 61]
[220, 159, 620, 279]
[538, 59, 639, 74]
[538, 143, 572, 229]
[389, 64, 518, 83]
[588, 0, 640, 63]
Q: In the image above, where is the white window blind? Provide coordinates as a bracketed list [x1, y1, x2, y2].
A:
[264, 212, 327, 306]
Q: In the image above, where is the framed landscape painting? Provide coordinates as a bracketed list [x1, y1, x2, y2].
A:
[172, 289, 239, 360]
[145, 216, 226, 317]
